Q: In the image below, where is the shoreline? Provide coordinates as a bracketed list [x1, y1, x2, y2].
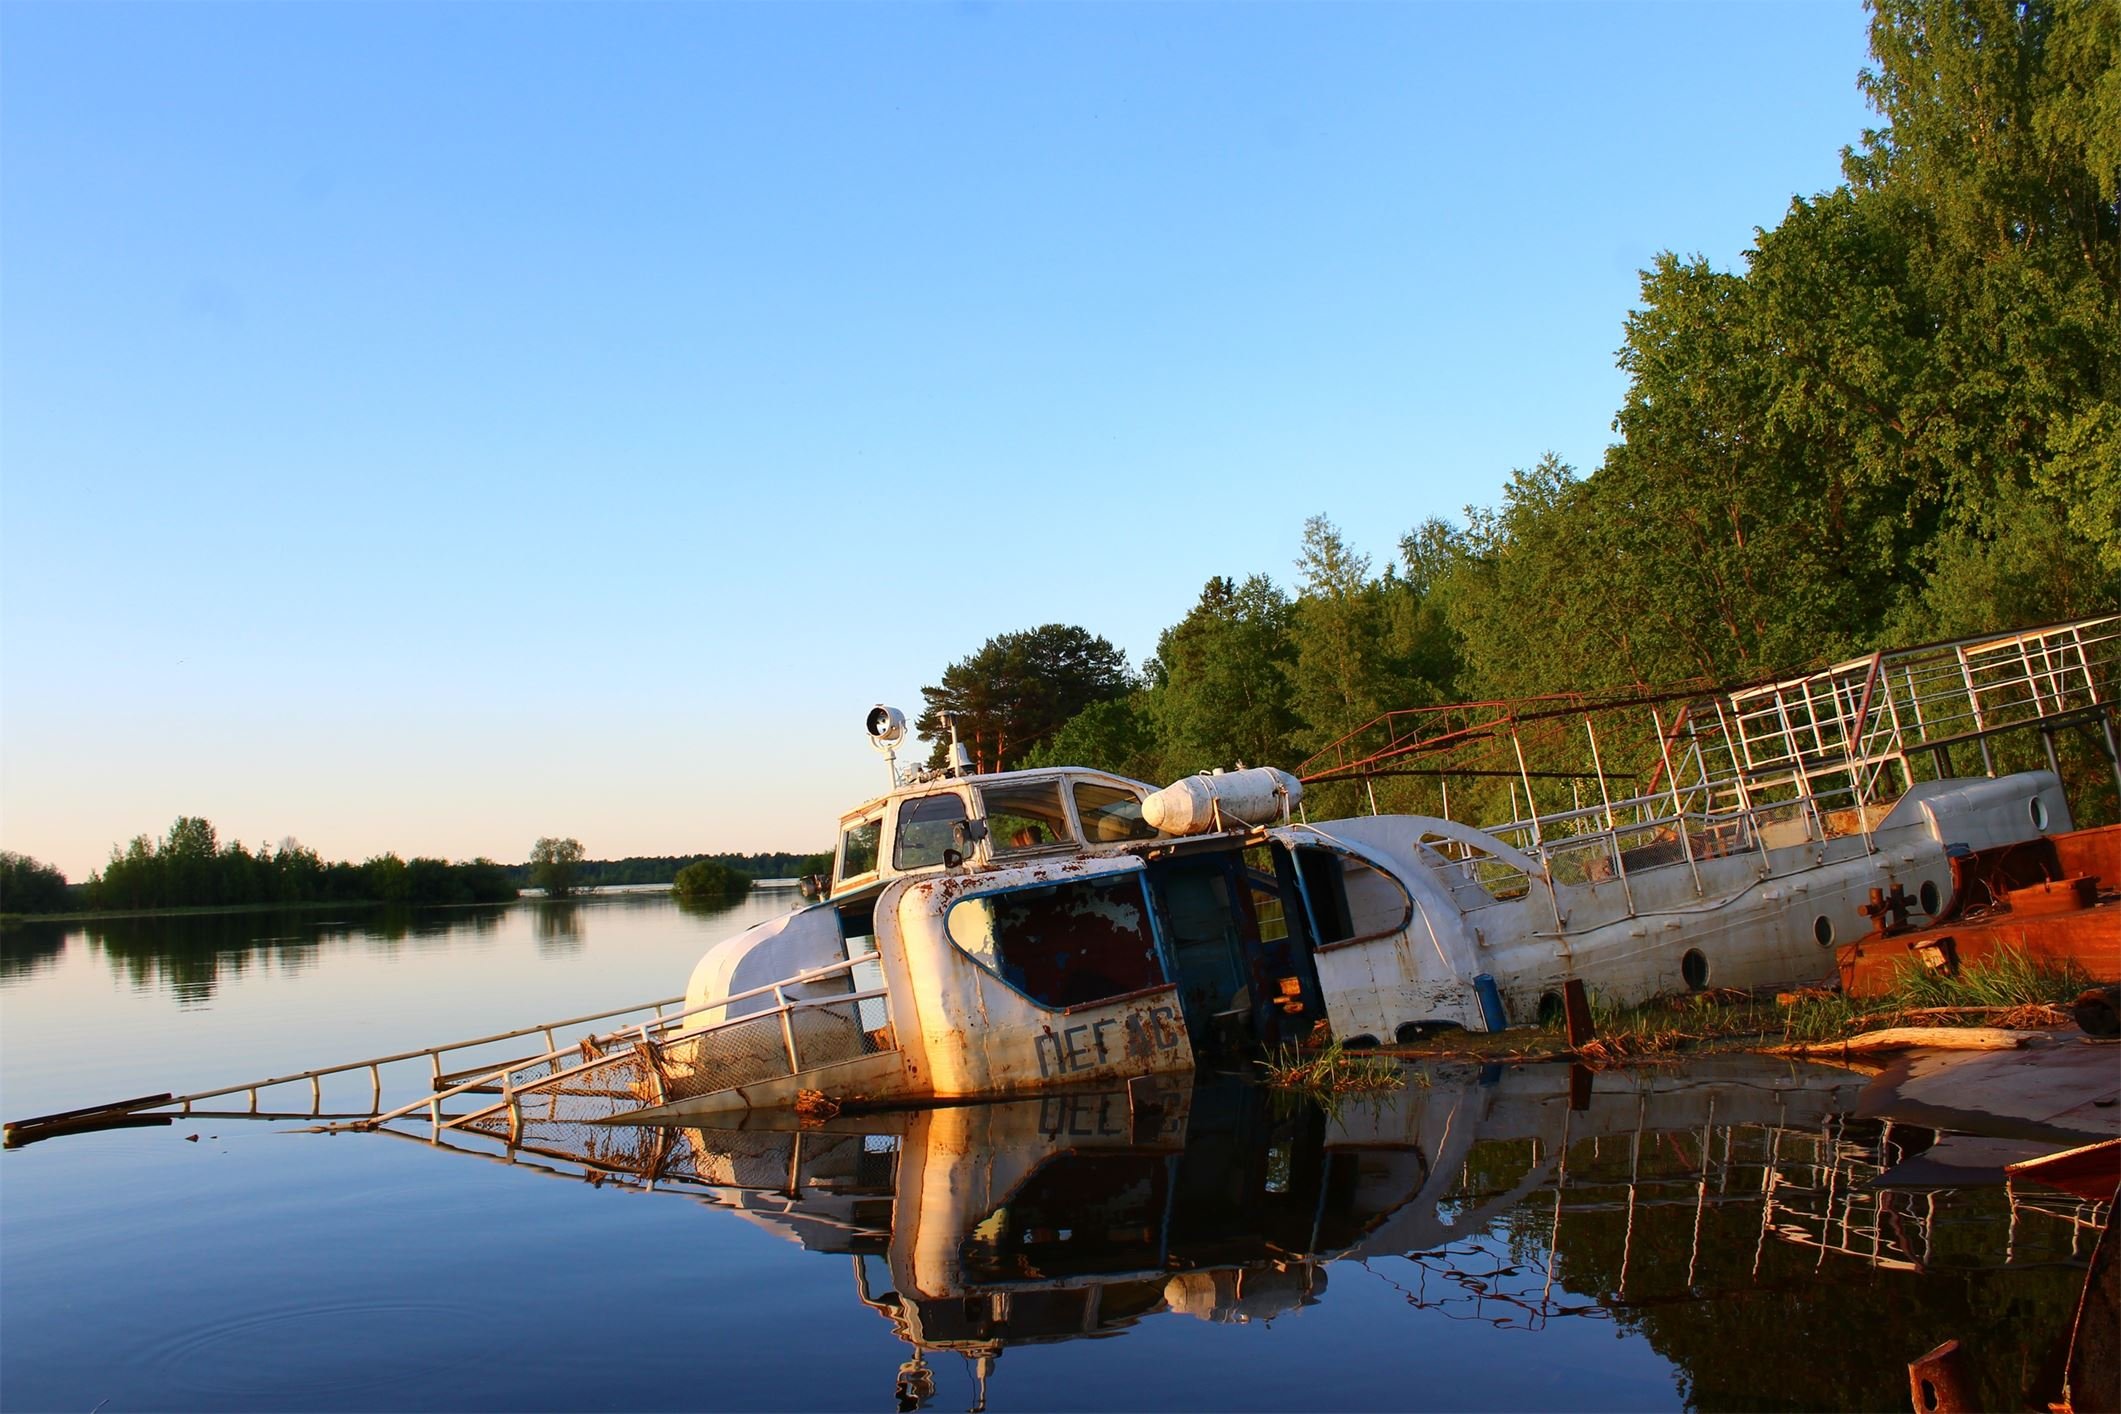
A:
[0, 880, 806, 927]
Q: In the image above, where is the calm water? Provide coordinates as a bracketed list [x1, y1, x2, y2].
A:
[0, 894, 2103, 1411]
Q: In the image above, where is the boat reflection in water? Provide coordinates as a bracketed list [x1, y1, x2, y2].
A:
[406, 1056, 2106, 1410]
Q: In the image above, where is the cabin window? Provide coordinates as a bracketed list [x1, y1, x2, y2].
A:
[947, 874, 1165, 1009]
[893, 792, 967, 870]
[1074, 781, 1157, 843]
[1295, 847, 1412, 947]
[980, 779, 1074, 854]
[839, 816, 882, 879]
[1242, 845, 1293, 945]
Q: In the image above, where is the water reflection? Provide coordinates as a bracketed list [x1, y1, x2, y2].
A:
[400, 1057, 2105, 1412]
[675, 893, 752, 923]
[0, 928, 66, 983]
[1, 902, 526, 1003]
[533, 901, 584, 953]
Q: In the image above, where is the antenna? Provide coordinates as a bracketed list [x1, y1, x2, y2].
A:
[941, 712, 975, 778]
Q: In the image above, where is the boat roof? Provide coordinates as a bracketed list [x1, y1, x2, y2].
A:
[836, 765, 1155, 825]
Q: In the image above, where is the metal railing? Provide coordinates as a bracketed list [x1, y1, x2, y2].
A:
[1304, 617, 2119, 910]
[7, 951, 898, 1147]
[358, 952, 897, 1138]
[3, 994, 683, 1145]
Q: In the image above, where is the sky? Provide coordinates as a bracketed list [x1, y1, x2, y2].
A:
[1, 1, 1878, 879]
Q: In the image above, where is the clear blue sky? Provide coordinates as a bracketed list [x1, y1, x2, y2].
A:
[2, 1, 1875, 878]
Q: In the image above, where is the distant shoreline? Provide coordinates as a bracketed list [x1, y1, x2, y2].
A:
[1, 880, 804, 927]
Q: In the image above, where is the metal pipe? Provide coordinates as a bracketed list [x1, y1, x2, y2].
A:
[1509, 727, 1541, 846]
[776, 986, 800, 1073]
[1584, 716, 1634, 916]
[1955, 645, 1996, 776]
[1650, 708, 1703, 896]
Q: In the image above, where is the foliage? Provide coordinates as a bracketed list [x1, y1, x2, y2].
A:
[83, 818, 518, 910]
[672, 858, 753, 905]
[0, 851, 72, 914]
[1259, 1036, 1405, 1094]
[915, 624, 1133, 772]
[1149, 574, 1301, 774]
[529, 836, 585, 898]
[1019, 693, 1164, 781]
[498, 851, 829, 889]
[999, 0, 2116, 821]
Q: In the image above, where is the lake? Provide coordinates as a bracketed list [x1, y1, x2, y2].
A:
[0, 893, 2102, 1411]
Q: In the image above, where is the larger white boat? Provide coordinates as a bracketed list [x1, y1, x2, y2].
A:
[630, 617, 2115, 1120]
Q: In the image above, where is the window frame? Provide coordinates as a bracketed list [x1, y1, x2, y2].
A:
[1071, 779, 1158, 845]
[890, 789, 972, 872]
[975, 776, 1081, 859]
[941, 869, 1175, 1014]
[1288, 843, 1414, 953]
[836, 811, 885, 887]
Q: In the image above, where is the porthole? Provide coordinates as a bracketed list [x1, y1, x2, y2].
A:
[1919, 879, 1941, 916]
[2030, 797, 2050, 831]
[1397, 1019, 1462, 1044]
[1814, 915, 1835, 947]
[1681, 949, 1709, 991]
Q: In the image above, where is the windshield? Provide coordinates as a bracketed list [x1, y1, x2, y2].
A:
[980, 779, 1074, 854]
[1074, 781, 1156, 842]
[893, 791, 967, 870]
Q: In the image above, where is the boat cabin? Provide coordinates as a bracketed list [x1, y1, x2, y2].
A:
[828, 767, 1162, 901]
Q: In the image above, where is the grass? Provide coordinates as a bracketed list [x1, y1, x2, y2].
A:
[1582, 949, 2093, 1055]
[1376, 948, 2095, 1066]
[1259, 1037, 1406, 1094]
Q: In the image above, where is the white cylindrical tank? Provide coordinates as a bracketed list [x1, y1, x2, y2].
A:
[1142, 767, 1303, 835]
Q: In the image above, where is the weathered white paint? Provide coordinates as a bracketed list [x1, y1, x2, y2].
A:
[1140, 767, 1302, 835]
[1296, 769, 2065, 1035]
[681, 902, 850, 1024]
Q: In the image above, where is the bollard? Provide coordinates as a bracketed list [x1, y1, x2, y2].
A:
[1563, 978, 1597, 1049]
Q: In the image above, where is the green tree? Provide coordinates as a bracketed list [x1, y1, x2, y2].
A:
[672, 858, 753, 905]
[366, 852, 411, 903]
[915, 624, 1133, 772]
[1021, 693, 1165, 781]
[530, 837, 585, 897]
[0, 852, 71, 913]
[1150, 574, 1302, 773]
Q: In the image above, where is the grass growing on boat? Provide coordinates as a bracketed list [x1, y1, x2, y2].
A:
[1371, 948, 2095, 1066]
[1540, 948, 2094, 1056]
[1878, 949, 2091, 1012]
[1260, 1038, 1406, 1094]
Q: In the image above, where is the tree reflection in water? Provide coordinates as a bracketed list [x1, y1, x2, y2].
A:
[533, 901, 583, 953]
[3, 903, 515, 1002]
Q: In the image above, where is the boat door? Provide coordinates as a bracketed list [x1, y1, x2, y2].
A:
[1145, 844, 1325, 1056]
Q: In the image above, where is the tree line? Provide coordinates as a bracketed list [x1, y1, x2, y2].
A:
[37, 817, 524, 913]
[1, 825, 834, 916]
[917, 0, 2119, 820]
[505, 850, 832, 894]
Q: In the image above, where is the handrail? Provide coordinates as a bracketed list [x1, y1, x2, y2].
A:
[5, 994, 686, 1144]
[342, 956, 886, 1133]
[168, 996, 684, 1106]
[440, 984, 896, 1134]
